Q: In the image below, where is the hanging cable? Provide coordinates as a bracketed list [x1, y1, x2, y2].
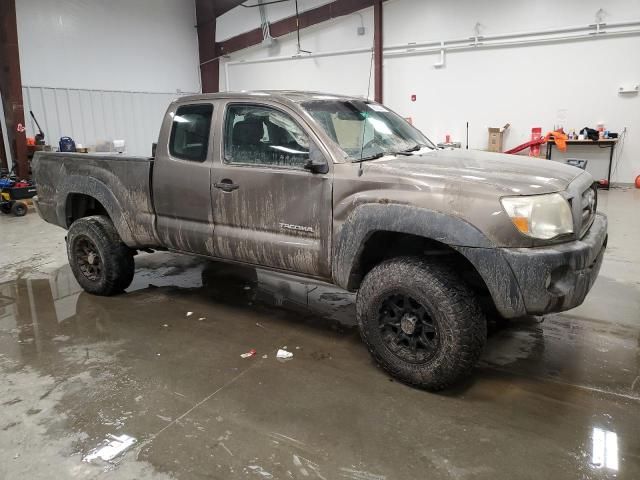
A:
[295, 0, 312, 54]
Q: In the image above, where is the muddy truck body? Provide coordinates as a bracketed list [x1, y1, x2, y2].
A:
[32, 91, 607, 390]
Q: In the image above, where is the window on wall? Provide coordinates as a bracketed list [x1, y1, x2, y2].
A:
[169, 104, 213, 162]
[224, 104, 310, 169]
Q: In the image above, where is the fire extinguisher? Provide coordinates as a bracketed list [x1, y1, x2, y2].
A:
[530, 127, 542, 157]
[635, 175, 640, 189]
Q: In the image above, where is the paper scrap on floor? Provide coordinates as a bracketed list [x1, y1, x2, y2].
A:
[276, 349, 293, 359]
[83, 434, 137, 462]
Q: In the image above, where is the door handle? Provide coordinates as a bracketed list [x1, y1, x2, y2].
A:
[214, 179, 239, 192]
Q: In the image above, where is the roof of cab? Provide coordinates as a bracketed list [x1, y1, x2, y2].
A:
[176, 90, 365, 104]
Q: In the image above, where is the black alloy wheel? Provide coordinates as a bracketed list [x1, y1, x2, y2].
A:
[74, 235, 104, 282]
[378, 293, 440, 363]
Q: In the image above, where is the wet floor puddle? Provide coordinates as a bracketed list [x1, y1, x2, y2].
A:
[0, 254, 639, 479]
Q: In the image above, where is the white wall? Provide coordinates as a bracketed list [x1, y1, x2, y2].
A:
[16, 0, 200, 92]
[216, 0, 640, 184]
[21, 86, 181, 157]
[220, 4, 375, 97]
[15, 0, 200, 156]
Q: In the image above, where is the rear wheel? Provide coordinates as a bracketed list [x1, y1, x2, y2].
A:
[11, 202, 27, 217]
[356, 257, 486, 391]
[67, 215, 135, 296]
[0, 203, 11, 214]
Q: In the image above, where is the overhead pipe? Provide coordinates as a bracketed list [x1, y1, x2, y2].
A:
[223, 17, 640, 91]
[383, 18, 640, 52]
[226, 45, 372, 66]
[433, 41, 445, 68]
[383, 27, 640, 59]
[223, 45, 372, 90]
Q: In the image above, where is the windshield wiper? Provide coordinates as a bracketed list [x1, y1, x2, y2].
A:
[403, 144, 423, 152]
[392, 151, 415, 156]
[352, 144, 430, 162]
[385, 144, 425, 156]
[352, 152, 385, 163]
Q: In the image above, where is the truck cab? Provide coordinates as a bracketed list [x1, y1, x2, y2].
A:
[153, 94, 335, 277]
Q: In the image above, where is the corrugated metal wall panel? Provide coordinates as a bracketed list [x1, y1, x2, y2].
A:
[22, 86, 193, 157]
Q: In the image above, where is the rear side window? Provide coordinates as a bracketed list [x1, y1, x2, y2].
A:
[169, 104, 213, 162]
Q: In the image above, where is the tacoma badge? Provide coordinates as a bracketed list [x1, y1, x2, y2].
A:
[279, 222, 314, 233]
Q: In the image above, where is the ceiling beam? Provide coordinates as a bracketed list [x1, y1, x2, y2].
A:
[212, 0, 245, 18]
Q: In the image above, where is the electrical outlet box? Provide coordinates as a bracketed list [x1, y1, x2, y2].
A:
[357, 26, 366, 36]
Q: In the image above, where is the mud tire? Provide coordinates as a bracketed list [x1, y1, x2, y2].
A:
[67, 215, 135, 296]
[356, 256, 487, 391]
[11, 202, 27, 217]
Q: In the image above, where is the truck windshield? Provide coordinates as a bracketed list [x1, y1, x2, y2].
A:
[301, 99, 435, 161]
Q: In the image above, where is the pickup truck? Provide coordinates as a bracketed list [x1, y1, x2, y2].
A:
[32, 91, 607, 390]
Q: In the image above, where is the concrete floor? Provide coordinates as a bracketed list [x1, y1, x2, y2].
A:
[1, 189, 639, 480]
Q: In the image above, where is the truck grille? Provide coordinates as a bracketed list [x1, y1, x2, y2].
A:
[579, 185, 597, 237]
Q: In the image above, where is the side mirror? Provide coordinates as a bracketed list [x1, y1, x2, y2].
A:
[303, 143, 329, 174]
[304, 158, 328, 174]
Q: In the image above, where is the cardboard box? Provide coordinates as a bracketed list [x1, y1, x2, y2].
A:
[487, 124, 510, 152]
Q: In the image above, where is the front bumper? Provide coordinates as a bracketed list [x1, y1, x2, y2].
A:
[501, 213, 608, 315]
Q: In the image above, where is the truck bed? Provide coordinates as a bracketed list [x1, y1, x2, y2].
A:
[32, 152, 159, 248]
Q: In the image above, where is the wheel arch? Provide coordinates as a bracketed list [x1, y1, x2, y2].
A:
[65, 193, 109, 226]
[56, 175, 137, 246]
[333, 204, 526, 318]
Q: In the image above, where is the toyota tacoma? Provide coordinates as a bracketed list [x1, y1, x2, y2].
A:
[32, 91, 607, 390]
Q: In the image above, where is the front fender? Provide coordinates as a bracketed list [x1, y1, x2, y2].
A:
[332, 204, 527, 318]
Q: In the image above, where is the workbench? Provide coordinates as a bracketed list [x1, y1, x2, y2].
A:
[545, 138, 617, 190]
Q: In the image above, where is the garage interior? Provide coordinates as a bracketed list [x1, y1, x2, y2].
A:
[1, 0, 639, 479]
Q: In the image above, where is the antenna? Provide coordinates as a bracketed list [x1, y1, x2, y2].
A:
[358, 48, 375, 177]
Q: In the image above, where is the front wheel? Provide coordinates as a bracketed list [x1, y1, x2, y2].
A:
[67, 215, 135, 296]
[356, 257, 487, 391]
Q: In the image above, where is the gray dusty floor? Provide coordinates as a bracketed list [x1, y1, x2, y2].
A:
[1, 189, 639, 480]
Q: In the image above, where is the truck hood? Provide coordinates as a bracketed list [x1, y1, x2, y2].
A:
[365, 148, 584, 195]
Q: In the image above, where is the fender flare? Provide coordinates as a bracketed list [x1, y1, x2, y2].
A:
[332, 204, 526, 318]
[55, 175, 137, 246]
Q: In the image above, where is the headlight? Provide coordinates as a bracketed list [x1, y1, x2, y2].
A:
[500, 193, 573, 240]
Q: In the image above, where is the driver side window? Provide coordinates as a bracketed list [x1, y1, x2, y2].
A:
[224, 104, 310, 169]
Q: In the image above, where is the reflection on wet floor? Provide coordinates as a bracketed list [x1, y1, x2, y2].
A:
[0, 253, 639, 479]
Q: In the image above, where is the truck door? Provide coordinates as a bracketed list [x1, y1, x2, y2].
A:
[153, 101, 215, 256]
[211, 102, 332, 278]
